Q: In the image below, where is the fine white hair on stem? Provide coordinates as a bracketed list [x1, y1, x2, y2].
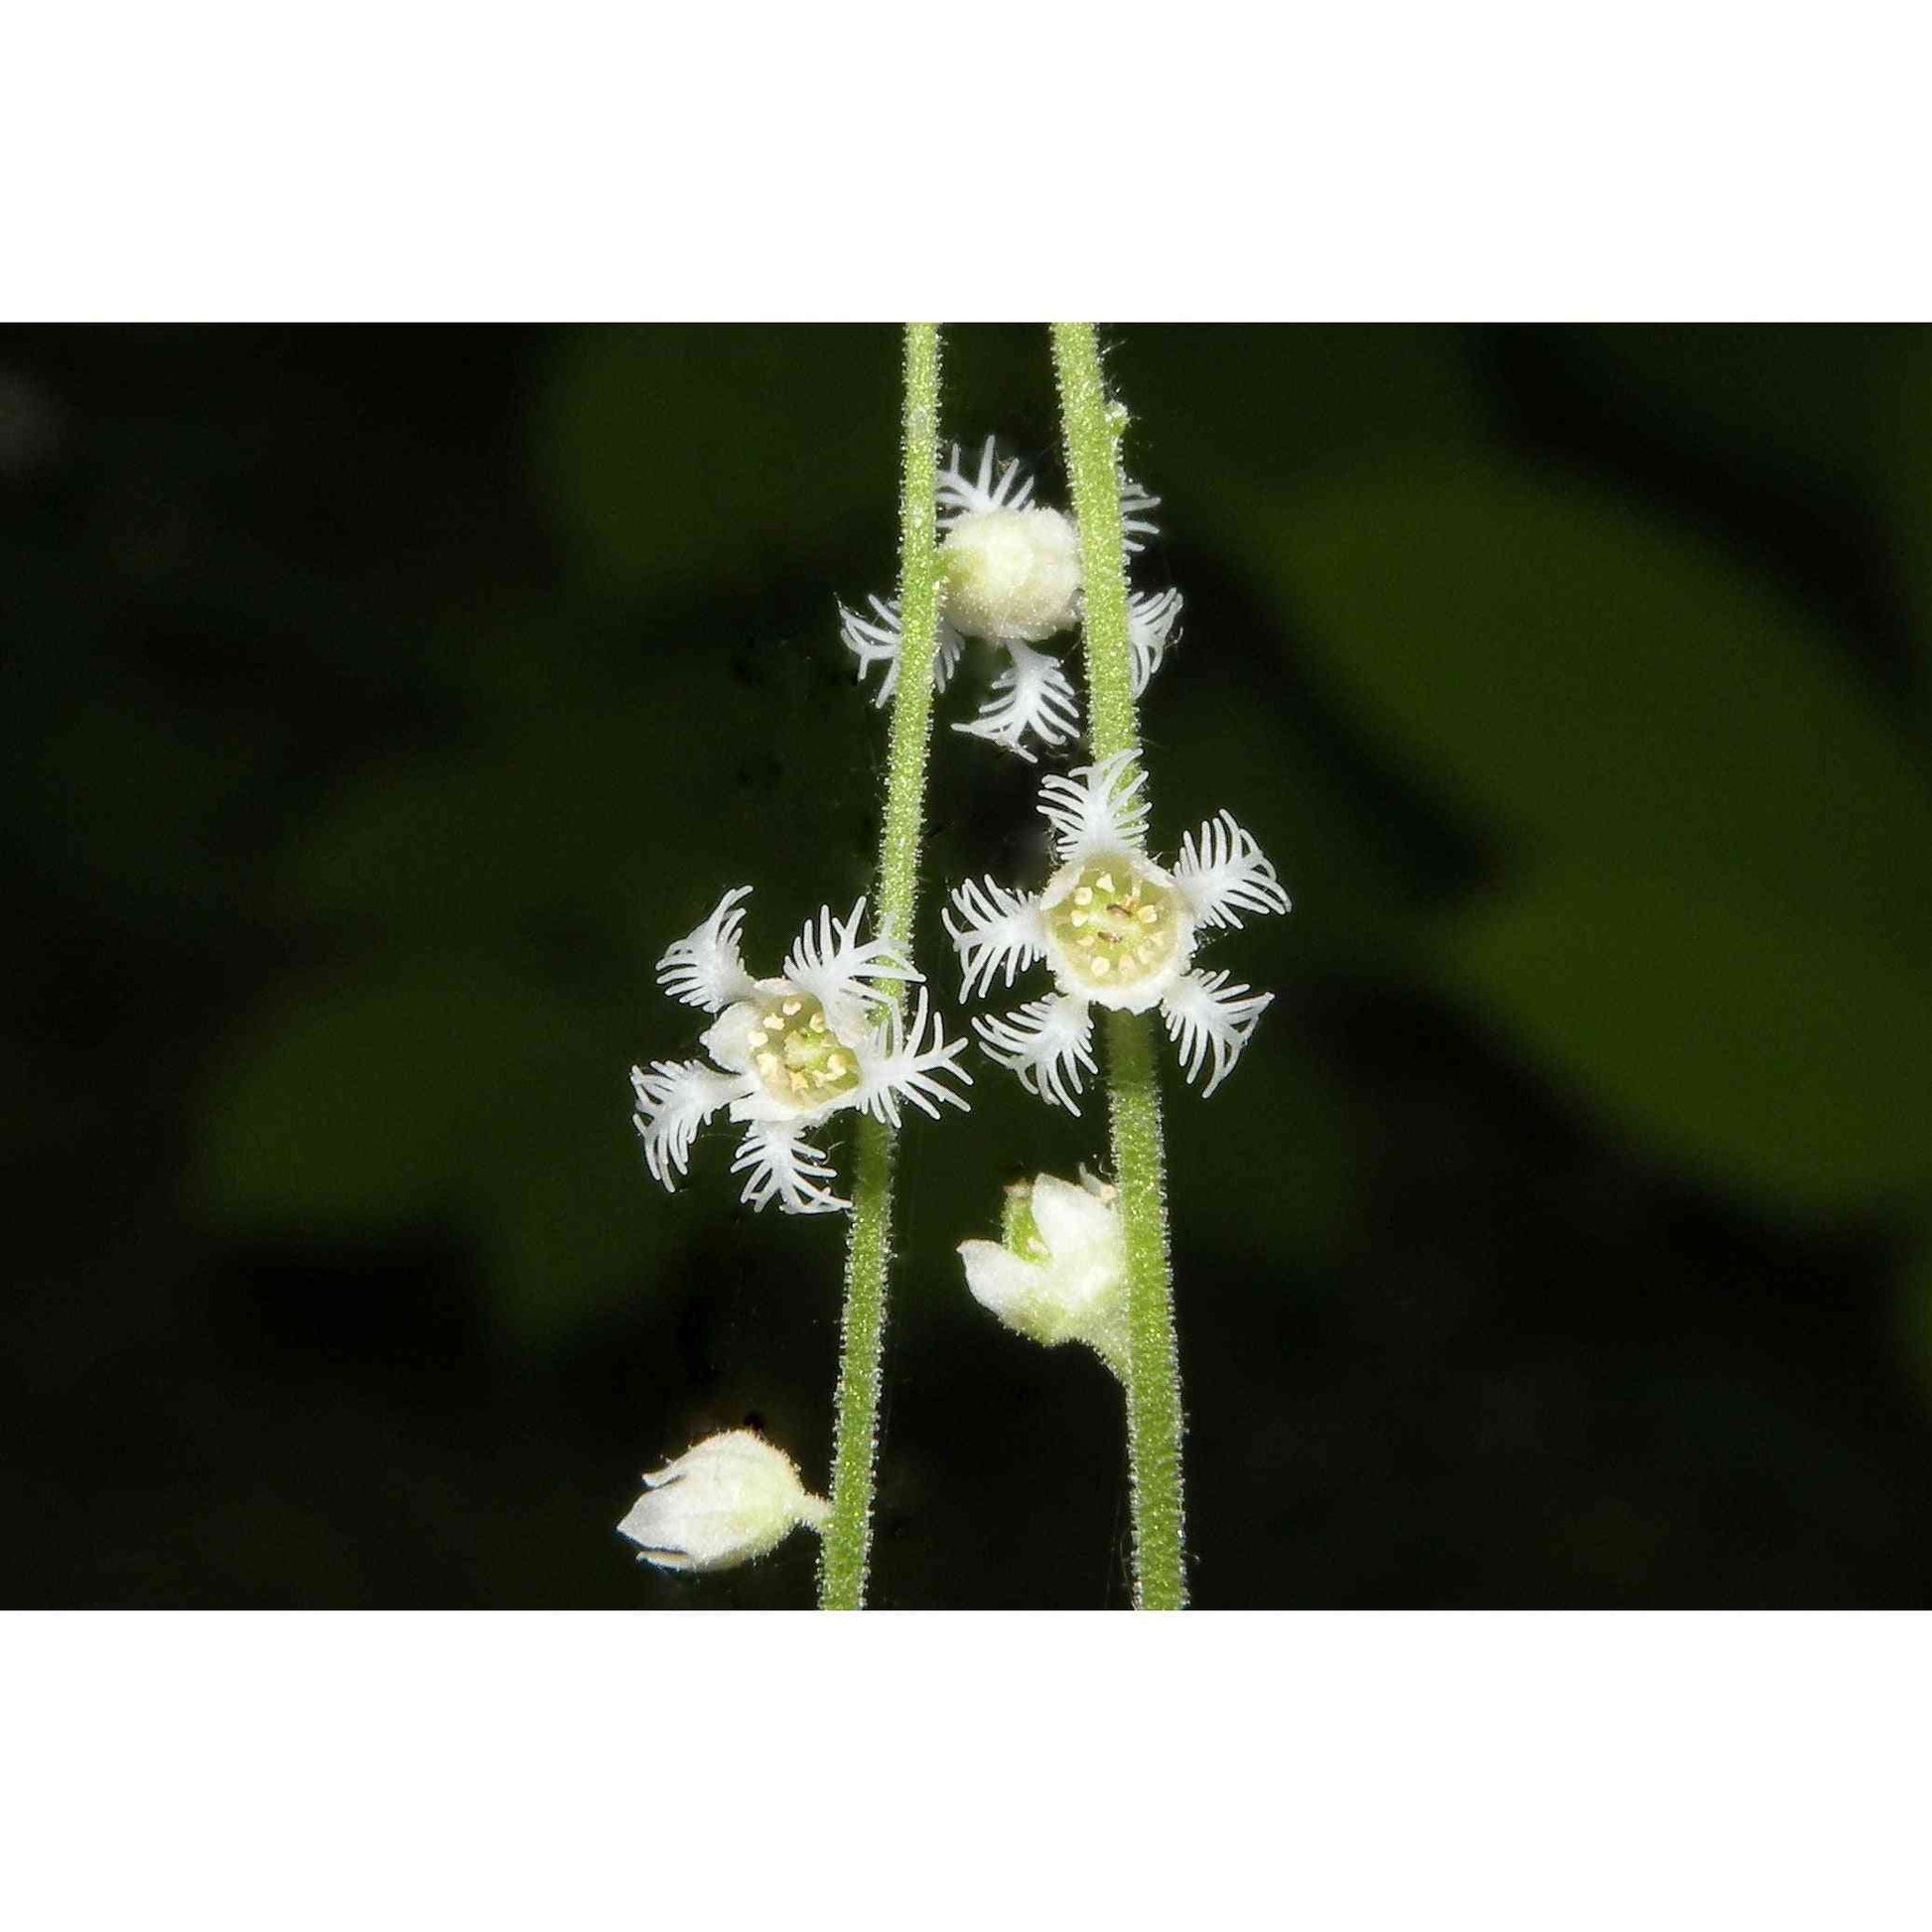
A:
[943, 877, 1047, 1000]
[952, 640, 1080, 761]
[1173, 810, 1293, 930]
[656, 887, 759, 1013]
[1037, 750, 1152, 862]
[1126, 588, 1182, 698]
[974, 994, 1098, 1114]
[731, 1121, 848, 1214]
[1159, 969, 1273, 1096]
[936, 435, 1037, 526]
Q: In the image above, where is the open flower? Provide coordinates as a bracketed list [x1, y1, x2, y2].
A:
[632, 888, 971, 1214]
[943, 752, 1291, 1112]
[958, 1172, 1129, 1378]
[839, 439, 1179, 759]
[618, 1430, 830, 1573]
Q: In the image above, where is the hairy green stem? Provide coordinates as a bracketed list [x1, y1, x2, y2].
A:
[1052, 322, 1188, 1609]
[819, 324, 944, 1610]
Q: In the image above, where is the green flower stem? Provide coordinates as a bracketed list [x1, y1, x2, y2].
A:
[1052, 322, 1188, 1609]
[819, 324, 944, 1611]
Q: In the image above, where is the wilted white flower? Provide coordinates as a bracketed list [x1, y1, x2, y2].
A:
[632, 887, 972, 1214]
[618, 1430, 830, 1573]
[958, 1172, 1129, 1378]
[839, 438, 1177, 760]
[944, 752, 1291, 1113]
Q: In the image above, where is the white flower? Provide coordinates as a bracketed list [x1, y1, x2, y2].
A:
[840, 437, 1177, 759]
[632, 888, 972, 1214]
[618, 1430, 830, 1573]
[958, 1172, 1129, 1378]
[943, 752, 1291, 1112]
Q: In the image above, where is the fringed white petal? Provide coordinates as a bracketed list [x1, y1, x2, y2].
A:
[943, 877, 1047, 1000]
[1160, 969, 1273, 1096]
[952, 640, 1079, 761]
[856, 988, 973, 1128]
[1126, 588, 1182, 698]
[838, 594, 902, 708]
[782, 897, 918, 1034]
[933, 618, 965, 694]
[974, 994, 1097, 1115]
[630, 1060, 748, 1188]
[655, 887, 759, 1013]
[1037, 750, 1151, 863]
[1172, 810, 1292, 930]
[1119, 473, 1161, 554]
[839, 596, 963, 706]
[730, 1121, 848, 1215]
[936, 436, 1037, 527]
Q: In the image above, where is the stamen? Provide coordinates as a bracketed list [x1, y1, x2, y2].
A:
[1095, 872, 1116, 895]
[782, 999, 802, 1017]
[1138, 905, 1160, 923]
[1073, 887, 1094, 905]
[1091, 955, 1114, 976]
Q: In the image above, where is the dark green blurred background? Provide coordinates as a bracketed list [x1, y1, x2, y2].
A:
[7, 324, 1932, 1607]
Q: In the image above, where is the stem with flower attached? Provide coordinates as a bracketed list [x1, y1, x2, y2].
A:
[1051, 322, 1187, 1609]
[818, 324, 945, 1610]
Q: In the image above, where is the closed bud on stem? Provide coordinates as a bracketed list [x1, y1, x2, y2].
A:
[618, 1430, 831, 1573]
[957, 1172, 1130, 1380]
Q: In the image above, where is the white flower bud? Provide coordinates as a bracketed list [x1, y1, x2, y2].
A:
[940, 505, 1082, 643]
[618, 1430, 830, 1573]
[958, 1172, 1129, 1378]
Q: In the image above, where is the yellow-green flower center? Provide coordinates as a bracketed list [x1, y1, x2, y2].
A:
[748, 993, 861, 1107]
[1045, 859, 1179, 993]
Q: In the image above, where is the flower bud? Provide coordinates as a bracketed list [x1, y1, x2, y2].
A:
[618, 1430, 830, 1573]
[941, 505, 1082, 642]
[958, 1172, 1129, 1378]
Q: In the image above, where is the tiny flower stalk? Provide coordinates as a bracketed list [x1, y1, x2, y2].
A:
[1052, 324, 1187, 1608]
[818, 323, 948, 1610]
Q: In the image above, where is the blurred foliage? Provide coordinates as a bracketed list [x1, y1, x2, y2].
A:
[1228, 450, 1932, 1218]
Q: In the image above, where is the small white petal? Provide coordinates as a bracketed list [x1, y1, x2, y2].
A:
[730, 1121, 848, 1215]
[619, 1430, 829, 1574]
[936, 436, 1038, 526]
[838, 594, 903, 708]
[1029, 1171, 1121, 1259]
[952, 640, 1080, 760]
[1171, 810, 1292, 931]
[782, 897, 918, 1035]
[1159, 968, 1274, 1096]
[655, 887, 759, 1014]
[1126, 587, 1182, 698]
[855, 987, 973, 1128]
[630, 1059, 747, 1188]
[1037, 750, 1152, 863]
[1119, 473, 1161, 554]
[943, 876, 1047, 1000]
[974, 993, 1097, 1115]
[839, 595, 963, 706]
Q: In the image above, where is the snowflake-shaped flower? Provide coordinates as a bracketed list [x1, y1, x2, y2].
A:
[943, 753, 1291, 1112]
[632, 888, 971, 1214]
[839, 439, 1179, 760]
